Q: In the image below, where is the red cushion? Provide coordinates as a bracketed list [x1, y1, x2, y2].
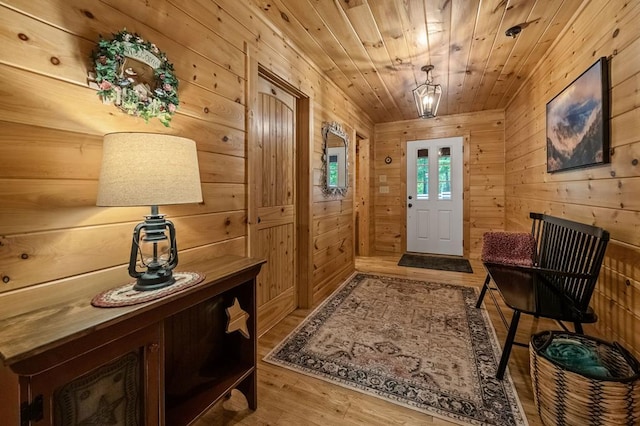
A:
[481, 232, 536, 266]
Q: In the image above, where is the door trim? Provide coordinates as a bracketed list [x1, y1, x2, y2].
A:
[354, 134, 372, 256]
[247, 52, 313, 327]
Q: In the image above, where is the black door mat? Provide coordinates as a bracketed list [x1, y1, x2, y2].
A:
[398, 253, 473, 273]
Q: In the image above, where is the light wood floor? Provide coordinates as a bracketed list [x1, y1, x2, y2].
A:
[195, 255, 598, 425]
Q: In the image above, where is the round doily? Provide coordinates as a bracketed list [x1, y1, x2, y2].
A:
[92, 271, 205, 308]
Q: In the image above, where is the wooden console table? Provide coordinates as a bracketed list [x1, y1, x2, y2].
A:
[0, 255, 264, 425]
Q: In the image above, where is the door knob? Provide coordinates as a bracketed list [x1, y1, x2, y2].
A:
[408, 203, 413, 208]
[408, 195, 413, 200]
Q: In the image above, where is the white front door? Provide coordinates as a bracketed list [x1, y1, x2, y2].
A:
[406, 137, 463, 255]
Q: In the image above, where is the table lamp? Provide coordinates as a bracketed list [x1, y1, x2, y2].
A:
[97, 133, 203, 291]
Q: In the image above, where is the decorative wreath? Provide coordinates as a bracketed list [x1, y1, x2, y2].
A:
[91, 29, 179, 127]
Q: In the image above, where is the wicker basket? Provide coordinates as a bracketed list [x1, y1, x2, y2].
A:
[530, 331, 640, 425]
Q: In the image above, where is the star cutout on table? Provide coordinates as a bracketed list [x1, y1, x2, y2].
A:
[226, 297, 250, 339]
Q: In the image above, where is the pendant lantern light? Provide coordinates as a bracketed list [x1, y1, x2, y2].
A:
[413, 65, 442, 119]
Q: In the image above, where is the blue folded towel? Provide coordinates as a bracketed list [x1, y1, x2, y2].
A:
[543, 338, 611, 378]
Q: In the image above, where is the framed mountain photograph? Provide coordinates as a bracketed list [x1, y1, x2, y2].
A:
[546, 57, 610, 173]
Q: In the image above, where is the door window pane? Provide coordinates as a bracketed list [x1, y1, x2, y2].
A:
[438, 147, 451, 200]
[416, 149, 429, 199]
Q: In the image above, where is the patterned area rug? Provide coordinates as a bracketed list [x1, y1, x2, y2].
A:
[265, 273, 527, 425]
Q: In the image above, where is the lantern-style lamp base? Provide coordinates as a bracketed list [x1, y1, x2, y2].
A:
[133, 271, 176, 291]
[129, 205, 179, 292]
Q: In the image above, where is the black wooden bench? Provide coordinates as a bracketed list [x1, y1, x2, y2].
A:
[475, 212, 610, 379]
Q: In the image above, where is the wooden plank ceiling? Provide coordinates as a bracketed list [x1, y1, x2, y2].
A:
[250, 0, 585, 123]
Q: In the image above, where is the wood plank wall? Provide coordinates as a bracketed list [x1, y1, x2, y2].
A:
[373, 111, 505, 259]
[504, 0, 640, 357]
[0, 0, 372, 318]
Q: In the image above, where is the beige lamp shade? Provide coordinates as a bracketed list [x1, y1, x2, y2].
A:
[97, 133, 203, 206]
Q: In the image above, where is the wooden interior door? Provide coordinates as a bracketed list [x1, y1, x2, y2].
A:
[255, 76, 297, 334]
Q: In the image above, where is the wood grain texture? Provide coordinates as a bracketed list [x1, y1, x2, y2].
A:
[0, 255, 263, 365]
[252, 81, 297, 334]
[0, 211, 247, 290]
[243, 1, 375, 312]
[504, 0, 640, 357]
[0, 255, 262, 425]
[191, 255, 608, 425]
[0, 0, 373, 309]
[354, 136, 372, 256]
[373, 110, 505, 259]
[2, 0, 637, 418]
[245, 0, 584, 123]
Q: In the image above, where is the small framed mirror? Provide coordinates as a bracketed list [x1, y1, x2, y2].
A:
[321, 122, 349, 196]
